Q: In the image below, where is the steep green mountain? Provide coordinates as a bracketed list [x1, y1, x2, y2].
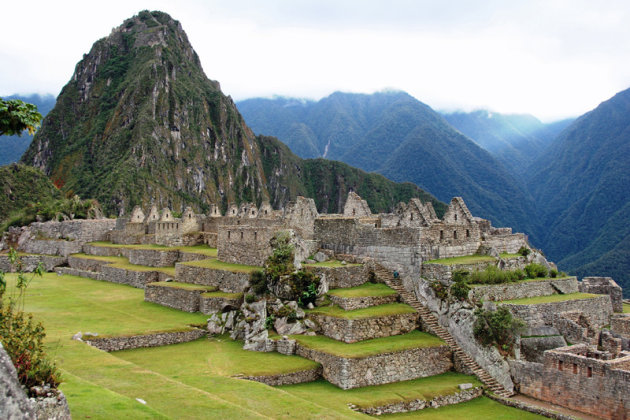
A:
[0, 163, 62, 220]
[442, 110, 573, 174]
[238, 92, 540, 238]
[0, 94, 56, 166]
[20, 11, 441, 217]
[528, 87, 630, 295]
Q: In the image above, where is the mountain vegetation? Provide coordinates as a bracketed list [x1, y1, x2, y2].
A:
[19, 11, 441, 218]
[527, 87, 630, 295]
[0, 94, 55, 166]
[238, 92, 540, 239]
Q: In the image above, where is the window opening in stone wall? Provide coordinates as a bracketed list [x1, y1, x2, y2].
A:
[228, 231, 231, 239]
[252, 210, 255, 215]
[411, 213, 414, 221]
[587, 366, 592, 377]
[189, 214, 191, 219]
[265, 210, 268, 215]
[254, 232, 257, 240]
[240, 232, 244, 240]
[573, 364, 577, 374]
[440, 230, 444, 240]
[453, 230, 458, 239]
[353, 208, 356, 216]
[558, 360, 563, 371]
[466, 229, 470, 238]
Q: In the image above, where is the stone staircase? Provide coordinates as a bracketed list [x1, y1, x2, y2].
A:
[373, 265, 514, 398]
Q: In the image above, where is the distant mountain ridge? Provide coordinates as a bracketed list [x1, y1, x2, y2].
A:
[238, 92, 541, 239]
[19, 11, 442, 218]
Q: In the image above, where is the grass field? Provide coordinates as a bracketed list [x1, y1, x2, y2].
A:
[181, 258, 261, 273]
[148, 281, 217, 291]
[499, 292, 599, 305]
[2, 272, 545, 419]
[623, 303, 630, 313]
[88, 241, 218, 257]
[424, 255, 495, 265]
[328, 282, 397, 298]
[307, 303, 416, 320]
[499, 253, 521, 259]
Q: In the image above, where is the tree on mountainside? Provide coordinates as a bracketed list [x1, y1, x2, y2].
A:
[0, 98, 42, 136]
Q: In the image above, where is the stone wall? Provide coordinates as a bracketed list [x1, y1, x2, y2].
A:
[329, 294, 398, 311]
[0, 255, 65, 272]
[243, 366, 322, 386]
[304, 264, 368, 289]
[23, 219, 116, 243]
[611, 314, 630, 338]
[68, 256, 112, 272]
[127, 248, 181, 267]
[55, 267, 101, 280]
[175, 263, 250, 293]
[81, 244, 131, 257]
[482, 232, 527, 255]
[144, 282, 215, 312]
[217, 224, 278, 266]
[497, 295, 613, 328]
[295, 343, 452, 389]
[579, 277, 624, 313]
[510, 345, 630, 420]
[358, 387, 482, 416]
[84, 329, 206, 352]
[99, 265, 164, 289]
[20, 239, 83, 257]
[421, 261, 496, 283]
[308, 313, 418, 343]
[470, 277, 579, 302]
[199, 293, 243, 314]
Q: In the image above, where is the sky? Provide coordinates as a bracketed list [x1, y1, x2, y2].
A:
[2, 0, 630, 122]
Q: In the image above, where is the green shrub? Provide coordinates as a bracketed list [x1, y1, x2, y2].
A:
[298, 282, 318, 308]
[473, 307, 525, 355]
[524, 263, 548, 279]
[264, 315, 275, 330]
[249, 270, 266, 295]
[244, 293, 256, 303]
[518, 246, 531, 257]
[549, 269, 558, 278]
[430, 281, 448, 300]
[450, 280, 470, 301]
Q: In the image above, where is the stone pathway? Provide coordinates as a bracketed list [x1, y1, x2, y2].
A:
[373, 265, 514, 398]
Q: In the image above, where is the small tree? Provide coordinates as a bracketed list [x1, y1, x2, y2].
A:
[473, 307, 525, 356]
[0, 98, 42, 136]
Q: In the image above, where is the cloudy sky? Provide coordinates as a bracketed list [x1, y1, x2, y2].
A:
[2, 0, 630, 121]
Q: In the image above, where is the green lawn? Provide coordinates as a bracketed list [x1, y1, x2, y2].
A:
[201, 291, 243, 299]
[148, 281, 217, 291]
[108, 261, 176, 276]
[499, 292, 599, 305]
[303, 260, 362, 268]
[499, 253, 521, 259]
[292, 330, 444, 358]
[88, 241, 218, 257]
[380, 396, 544, 419]
[424, 255, 495, 265]
[624, 303, 630, 313]
[328, 282, 397, 298]
[181, 258, 261, 273]
[468, 275, 573, 288]
[307, 303, 415, 320]
[177, 245, 218, 257]
[70, 253, 128, 264]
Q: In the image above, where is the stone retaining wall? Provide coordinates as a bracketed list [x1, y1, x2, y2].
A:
[127, 248, 180, 267]
[145, 283, 214, 312]
[611, 314, 630, 338]
[485, 392, 576, 420]
[497, 295, 612, 328]
[470, 277, 579, 302]
[0, 255, 65, 272]
[84, 329, 206, 352]
[295, 343, 452, 389]
[243, 366, 322, 386]
[99, 265, 163, 289]
[304, 264, 368, 289]
[21, 240, 83, 257]
[308, 313, 419, 343]
[329, 294, 398, 311]
[175, 263, 249, 293]
[55, 267, 101, 280]
[81, 244, 131, 257]
[200, 294, 243, 314]
[579, 277, 624, 313]
[68, 256, 112, 272]
[421, 261, 495, 283]
[358, 387, 482, 416]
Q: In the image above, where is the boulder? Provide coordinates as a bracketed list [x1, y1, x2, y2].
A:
[0, 342, 36, 420]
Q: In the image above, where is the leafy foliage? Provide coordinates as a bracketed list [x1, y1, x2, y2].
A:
[518, 246, 531, 257]
[0, 249, 61, 394]
[523, 263, 548, 279]
[473, 307, 525, 355]
[0, 98, 42, 136]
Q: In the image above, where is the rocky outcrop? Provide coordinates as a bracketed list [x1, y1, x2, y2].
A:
[0, 343, 35, 419]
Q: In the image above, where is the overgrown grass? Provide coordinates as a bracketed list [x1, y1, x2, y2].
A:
[307, 303, 415, 320]
[328, 283, 397, 298]
[292, 330, 444, 358]
[499, 293, 600, 305]
[303, 260, 362, 268]
[182, 258, 261, 273]
[424, 255, 495, 265]
[148, 281, 217, 291]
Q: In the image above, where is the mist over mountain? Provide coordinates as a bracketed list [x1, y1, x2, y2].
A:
[238, 92, 540, 239]
[18, 11, 441, 217]
[0, 94, 56, 166]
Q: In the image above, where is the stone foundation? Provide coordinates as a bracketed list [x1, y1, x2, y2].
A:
[68, 256, 113, 272]
[84, 328, 207, 352]
[470, 277, 579, 302]
[242, 366, 322, 386]
[199, 293, 243, 314]
[145, 282, 216, 312]
[358, 387, 482, 416]
[308, 313, 419, 343]
[295, 343, 452, 389]
[175, 263, 250, 293]
[128, 248, 181, 267]
[329, 293, 398, 311]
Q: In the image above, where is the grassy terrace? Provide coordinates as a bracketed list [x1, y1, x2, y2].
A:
[424, 255, 495, 265]
[468, 275, 573, 287]
[307, 303, 415, 320]
[181, 258, 260, 273]
[201, 291, 243, 299]
[292, 330, 444, 358]
[148, 281, 217, 291]
[499, 292, 599, 305]
[89, 241, 168, 249]
[107, 261, 176, 276]
[303, 260, 362, 268]
[624, 303, 630, 313]
[499, 253, 521, 259]
[88, 241, 218, 257]
[70, 253, 128, 264]
[328, 282, 397, 298]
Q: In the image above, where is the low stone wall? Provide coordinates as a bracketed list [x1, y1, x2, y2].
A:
[421, 261, 496, 283]
[81, 244, 131, 257]
[200, 293, 243, 314]
[20, 239, 83, 257]
[127, 248, 180, 267]
[611, 314, 630, 338]
[175, 263, 249, 293]
[308, 313, 418, 343]
[99, 265, 161, 289]
[145, 283, 214, 312]
[26, 219, 115, 243]
[358, 387, 482, 416]
[498, 295, 612, 328]
[84, 329, 206, 352]
[68, 256, 112, 272]
[329, 294, 398, 311]
[295, 343, 452, 389]
[470, 277, 579, 302]
[579, 277, 624, 313]
[55, 267, 101, 280]
[0, 255, 65, 272]
[243, 366, 322, 386]
[178, 252, 211, 263]
[485, 392, 575, 420]
[304, 264, 368, 289]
